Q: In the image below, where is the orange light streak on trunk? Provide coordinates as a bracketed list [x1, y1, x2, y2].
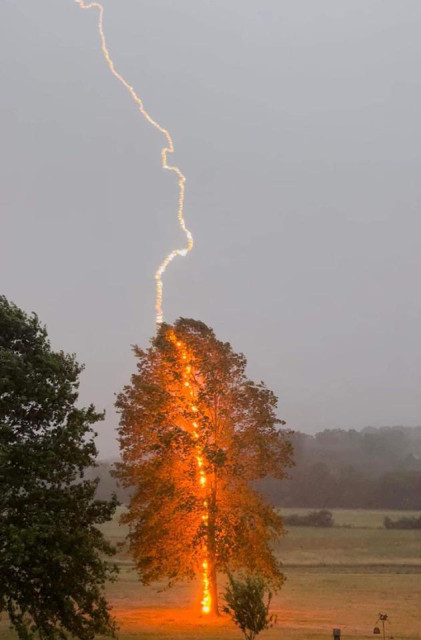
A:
[75, 1, 194, 324]
[173, 337, 211, 615]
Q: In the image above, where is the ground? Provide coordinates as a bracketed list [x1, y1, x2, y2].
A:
[1, 508, 420, 639]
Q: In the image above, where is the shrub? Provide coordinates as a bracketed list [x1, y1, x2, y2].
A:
[384, 515, 421, 529]
[223, 574, 277, 640]
[283, 509, 334, 527]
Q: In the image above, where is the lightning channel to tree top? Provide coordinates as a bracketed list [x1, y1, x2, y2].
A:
[75, 0, 194, 325]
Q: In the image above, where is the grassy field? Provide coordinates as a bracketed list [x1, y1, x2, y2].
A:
[1, 508, 420, 640]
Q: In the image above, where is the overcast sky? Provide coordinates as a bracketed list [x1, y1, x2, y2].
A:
[1, 0, 421, 456]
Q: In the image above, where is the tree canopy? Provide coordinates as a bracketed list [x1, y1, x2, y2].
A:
[116, 318, 293, 614]
[0, 296, 117, 639]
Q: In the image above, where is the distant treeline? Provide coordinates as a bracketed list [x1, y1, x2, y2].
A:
[261, 426, 421, 510]
[92, 426, 421, 510]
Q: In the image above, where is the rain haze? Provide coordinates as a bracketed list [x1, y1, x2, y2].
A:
[1, 0, 421, 457]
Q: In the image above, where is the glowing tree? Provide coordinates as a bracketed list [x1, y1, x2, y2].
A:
[116, 318, 293, 615]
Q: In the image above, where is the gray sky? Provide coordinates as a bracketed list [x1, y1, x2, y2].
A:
[1, 0, 421, 457]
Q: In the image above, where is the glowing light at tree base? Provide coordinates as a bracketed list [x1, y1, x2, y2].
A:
[75, 0, 193, 325]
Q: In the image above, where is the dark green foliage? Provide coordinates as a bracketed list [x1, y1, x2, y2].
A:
[284, 509, 334, 527]
[0, 296, 118, 640]
[384, 515, 421, 529]
[223, 574, 276, 640]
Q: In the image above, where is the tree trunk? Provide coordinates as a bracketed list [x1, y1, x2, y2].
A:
[209, 559, 219, 616]
[207, 485, 220, 616]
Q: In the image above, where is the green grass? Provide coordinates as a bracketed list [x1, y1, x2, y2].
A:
[276, 525, 421, 567]
[1, 508, 420, 639]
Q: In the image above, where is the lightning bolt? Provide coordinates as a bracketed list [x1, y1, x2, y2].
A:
[75, 1, 193, 324]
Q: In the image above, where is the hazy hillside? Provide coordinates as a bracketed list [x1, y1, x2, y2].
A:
[262, 426, 421, 509]
[91, 426, 421, 509]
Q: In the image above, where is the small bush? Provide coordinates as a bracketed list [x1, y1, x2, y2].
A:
[283, 509, 334, 527]
[384, 515, 421, 529]
[223, 574, 276, 640]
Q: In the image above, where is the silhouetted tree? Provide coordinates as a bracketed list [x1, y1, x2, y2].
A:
[0, 296, 117, 639]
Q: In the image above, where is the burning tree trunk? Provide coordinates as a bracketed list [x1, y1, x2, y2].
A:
[207, 485, 219, 615]
[208, 558, 219, 616]
[115, 319, 293, 614]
